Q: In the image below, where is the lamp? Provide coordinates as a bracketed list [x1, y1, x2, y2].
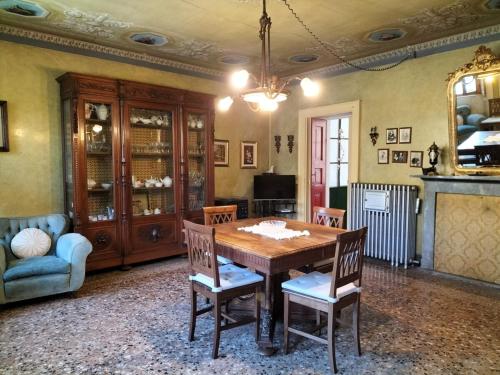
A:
[217, 0, 319, 113]
[369, 126, 379, 146]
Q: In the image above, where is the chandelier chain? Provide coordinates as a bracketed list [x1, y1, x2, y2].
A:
[280, 0, 415, 72]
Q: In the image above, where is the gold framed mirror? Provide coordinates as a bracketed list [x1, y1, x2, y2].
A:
[447, 46, 500, 175]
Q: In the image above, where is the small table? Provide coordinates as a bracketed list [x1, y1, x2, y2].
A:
[214, 217, 344, 354]
[457, 131, 500, 163]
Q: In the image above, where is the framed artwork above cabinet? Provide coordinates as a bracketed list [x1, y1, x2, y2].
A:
[58, 73, 215, 271]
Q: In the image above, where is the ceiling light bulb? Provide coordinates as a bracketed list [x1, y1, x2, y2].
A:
[230, 69, 250, 89]
[300, 77, 320, 97]
[217, 96, 234, 112]
[92, 124, 103, 133]
[259, 98, 278, 112]
[484, 75, 495, 84]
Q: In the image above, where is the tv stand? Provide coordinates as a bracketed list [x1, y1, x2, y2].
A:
[254, 199, 296, 218]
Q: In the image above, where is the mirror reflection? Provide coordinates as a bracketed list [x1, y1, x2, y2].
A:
[455, 71, 500, 167]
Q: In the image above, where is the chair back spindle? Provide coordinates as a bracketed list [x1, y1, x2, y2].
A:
[203, 205, 237, 225]
[183, 220, 220, 288]
[312, 206, 345, 229]
[330, 227, 367, 299]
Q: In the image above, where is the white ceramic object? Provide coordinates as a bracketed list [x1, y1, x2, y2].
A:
[154, 182, 163, 188]
[87, 179, 97, 189]
[95, 104, 109, 121]
[144, 209, 151, 215]
[162, 176, 173, 187]
[196, 120, 203, 129]
[154, 208, 161, 214]
[131, 116, 139, 124]
[11, 228, 51, 258]
[101, 183, 112, 189]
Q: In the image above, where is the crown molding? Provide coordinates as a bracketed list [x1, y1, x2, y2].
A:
[297, 25, 500, 79]
[0, 24, 226, 80]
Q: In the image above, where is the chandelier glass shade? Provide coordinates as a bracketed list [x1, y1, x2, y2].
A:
[218, 0, 319, 113]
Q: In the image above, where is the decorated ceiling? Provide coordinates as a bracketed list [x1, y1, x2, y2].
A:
[0, 0, 499, 79]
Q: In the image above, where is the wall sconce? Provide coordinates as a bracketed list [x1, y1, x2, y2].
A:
[423, 141, 440, 175]
[287, 135, 294, 153]
[369, 126, 379, 146]
[274, 135, 281, 153]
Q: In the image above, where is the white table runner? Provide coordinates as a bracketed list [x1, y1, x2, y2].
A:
[237, 224, 310, 240]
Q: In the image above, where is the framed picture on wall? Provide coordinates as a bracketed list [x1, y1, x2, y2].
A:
[241, 141, 257, 169]
[399, 127, 412, 144]
[392, 150, 408, 163]
[0, 101, 9, 152]
[214, 139, 229, 166]
[378, 149, 389, 164]
[410, 151, 423, 167]
[386, 128, 398, 144]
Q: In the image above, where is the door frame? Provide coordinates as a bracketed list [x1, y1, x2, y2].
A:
[297, 100, 360, 222]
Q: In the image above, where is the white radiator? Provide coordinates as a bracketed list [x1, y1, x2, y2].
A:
[349, 183, 418, 268]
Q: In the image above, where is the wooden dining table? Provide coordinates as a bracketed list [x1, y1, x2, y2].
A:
[214, 217, 345, 354]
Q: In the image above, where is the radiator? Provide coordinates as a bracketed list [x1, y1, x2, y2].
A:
[349, 183, 418, 268]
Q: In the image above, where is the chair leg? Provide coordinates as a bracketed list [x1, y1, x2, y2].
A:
[353, 293, 361, 356]
[316, 310, 322, 335]
[283, 292, 290, 354]
[254, 286, 261, 341]
[327, 304, 338, 374]
[212, 295, 222, 359]
[189, 286, 197, 342]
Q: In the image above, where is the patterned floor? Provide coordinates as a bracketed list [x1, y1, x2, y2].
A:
[1, 258, 499, 375]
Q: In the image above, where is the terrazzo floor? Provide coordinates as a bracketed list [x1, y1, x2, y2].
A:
[1, 258, 499, 375]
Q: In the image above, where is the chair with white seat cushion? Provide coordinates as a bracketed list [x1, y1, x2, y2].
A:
[282, 226, 367, 374]
[184, 220, 263, 359]
[203, 205, 238, 265]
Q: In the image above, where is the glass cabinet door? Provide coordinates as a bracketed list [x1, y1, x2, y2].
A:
[186, 111, 207, 211]
[129, 107, 175, 216]
[62, 99, 74, 220]
[84, 101, 116, 223]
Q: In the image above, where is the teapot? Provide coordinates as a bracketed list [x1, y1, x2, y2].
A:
[93, 104, 109, 121]
[87, 178, 97, 189]
[162, 176, 173, 187]
[145, 177, 158, 188]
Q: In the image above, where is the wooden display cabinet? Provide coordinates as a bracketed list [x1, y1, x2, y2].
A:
[58, 73, 214, 271]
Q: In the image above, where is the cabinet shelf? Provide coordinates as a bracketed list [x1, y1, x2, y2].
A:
[188, 154, 204, 158]
[131, 122, 171, 130]
[187, 127, 205, 132]
[88, 188, 112, 193]
[85, 118, 111, 126]
[87, 151, 112, 156]
[132, 186, 173, 193]
[132, 152, 172, 158]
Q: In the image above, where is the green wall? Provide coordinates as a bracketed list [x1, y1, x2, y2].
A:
[0, 40, 269, 216]
[270, 41, 500, 254]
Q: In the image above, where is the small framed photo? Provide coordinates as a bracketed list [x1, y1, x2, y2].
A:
[0, 101, 9, 152]
[214, 139, 229, 167]
[378, 149, 389, 164]
[399, 127, 412, 144]
[392, 150, 408, 163]
[410, 151, 423, 167]
[386, 128, 398, 144]
[241, 141, 257, 169]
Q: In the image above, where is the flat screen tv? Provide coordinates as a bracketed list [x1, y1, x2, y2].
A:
[254, 175, 296, 200]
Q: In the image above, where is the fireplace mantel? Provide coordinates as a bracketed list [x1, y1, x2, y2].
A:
[418, 175, 500, 279]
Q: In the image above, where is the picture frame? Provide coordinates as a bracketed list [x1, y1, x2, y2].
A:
[214, 139, 229, 167]
[410, 151, 423, 167]
[378, 149, 389, 164]
[392, 150, 408, 163]
[386, 128, 398, 144]
[0, 101, 9, 152]
[399, 127, 412, 144]
[241, 141, 257, 169]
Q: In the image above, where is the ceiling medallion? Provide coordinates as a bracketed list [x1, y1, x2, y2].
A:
[484, 0, 500, 10]
[219, 55, 250, 65]
[217, 0, 319, 113]
[288, 54, 320, 64]
[0, 0, 48, 18]
[130, 33, 167, 47]
[56, 8, 132, 39]
[368, 28, 407, 43]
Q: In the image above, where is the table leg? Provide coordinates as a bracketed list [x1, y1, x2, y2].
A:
[258, 272, 288, 355]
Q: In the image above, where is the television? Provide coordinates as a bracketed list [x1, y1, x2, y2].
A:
[254, 175, 296, 200]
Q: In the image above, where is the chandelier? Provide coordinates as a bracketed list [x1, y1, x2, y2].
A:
[217, 0, 319, 113]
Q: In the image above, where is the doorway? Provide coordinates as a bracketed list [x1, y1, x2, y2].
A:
[297, 101, 360, 222]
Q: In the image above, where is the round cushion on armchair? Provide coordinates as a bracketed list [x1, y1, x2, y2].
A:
[11, 228, 51, 258]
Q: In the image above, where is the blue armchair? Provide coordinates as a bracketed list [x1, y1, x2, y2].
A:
[0, 214, 92, 304]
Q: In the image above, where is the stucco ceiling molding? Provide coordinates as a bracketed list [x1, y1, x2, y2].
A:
[400, 0, 485, 34]
[0, 24, 225, 79]
[296, 24, 500, 79]
[161, 39, 223, 62]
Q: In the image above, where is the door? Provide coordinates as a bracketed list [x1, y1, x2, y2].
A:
[310, 118, 327, 217]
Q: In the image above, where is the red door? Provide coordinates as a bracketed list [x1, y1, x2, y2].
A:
[310, 118, 327, 218]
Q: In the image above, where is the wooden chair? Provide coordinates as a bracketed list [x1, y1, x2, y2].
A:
[311, 206, 346, 272]
[203, 205, 237, 265]
[282, 227, 368, 374]
[184, 220, 263, 359]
